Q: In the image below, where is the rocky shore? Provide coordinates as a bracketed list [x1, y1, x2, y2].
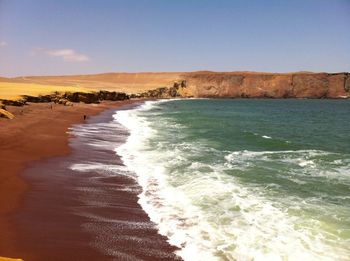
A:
[2, 71, 350, 119]
[1, 71, 350, 120]
[0, 83, 183, 106]
[0, 82, 186, 119]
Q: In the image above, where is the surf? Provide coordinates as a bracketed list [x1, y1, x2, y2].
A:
[114, 99, 350, 261]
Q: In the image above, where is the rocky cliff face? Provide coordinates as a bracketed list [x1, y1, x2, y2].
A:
[1, 72, 349, 106]
[179, 72, 350, 98]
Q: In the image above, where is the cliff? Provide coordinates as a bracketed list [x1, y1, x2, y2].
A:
[179, 72, 350, 98]
[1, 72, 349, 103]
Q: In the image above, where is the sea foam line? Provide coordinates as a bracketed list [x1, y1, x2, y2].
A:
[113, 100, 350, 261]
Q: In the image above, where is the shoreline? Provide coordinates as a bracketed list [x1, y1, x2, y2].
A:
[1, 100, 172, 259]
[0, 101, 124, 258]
[106, 98, 350, 260]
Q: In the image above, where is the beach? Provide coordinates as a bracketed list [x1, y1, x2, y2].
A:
[0, 101, 179, 260]
[0, 98, 349, 260]
[1, 0, 349, 259]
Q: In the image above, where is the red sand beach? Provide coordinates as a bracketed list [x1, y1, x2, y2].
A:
[0, 101, 179, 260]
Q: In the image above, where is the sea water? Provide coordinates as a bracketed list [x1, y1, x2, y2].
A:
[114, 99, 350, 261]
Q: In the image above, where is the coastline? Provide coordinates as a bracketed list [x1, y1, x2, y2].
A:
[0, 97, 349, 260]
[111, 98, 350, 260]
[0, 100, 177, 260]
[1, 71, 349, 100]
[0, 102, 113, 257]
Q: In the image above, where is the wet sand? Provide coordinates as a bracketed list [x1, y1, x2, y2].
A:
[0, 101, 179, 260]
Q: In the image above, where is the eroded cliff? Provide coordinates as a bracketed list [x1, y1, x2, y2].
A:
[179, 72, 350, 98]
[1, 72, 349, 102]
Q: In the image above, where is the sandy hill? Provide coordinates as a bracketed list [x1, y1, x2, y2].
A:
[11, 72, 182, 92]
[0, 72, 183, 100]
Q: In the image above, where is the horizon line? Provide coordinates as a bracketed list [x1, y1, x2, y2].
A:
[1, 70, 349, 79]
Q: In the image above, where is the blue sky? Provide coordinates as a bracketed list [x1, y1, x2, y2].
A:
[0, 0, 349, 76]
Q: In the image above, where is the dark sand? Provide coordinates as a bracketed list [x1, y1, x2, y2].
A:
[0, 101, 180, 260]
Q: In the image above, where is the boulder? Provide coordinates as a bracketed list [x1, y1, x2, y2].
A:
[0, 109, 15, 119]
[56, 99, 73, 106]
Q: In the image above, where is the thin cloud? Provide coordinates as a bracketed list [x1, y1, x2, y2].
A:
[0, 41, 7, 47]
[45, 48, 90, 62]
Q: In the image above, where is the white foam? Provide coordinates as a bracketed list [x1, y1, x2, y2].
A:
[225, 149, 350, 183]
[113, 100, 350, 261]
[70, 162, 131, 174]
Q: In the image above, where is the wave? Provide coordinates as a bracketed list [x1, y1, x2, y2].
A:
[224, 149, 350, 183]
[114, 100, 350, 261]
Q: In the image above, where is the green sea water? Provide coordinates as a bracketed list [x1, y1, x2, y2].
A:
[115, 99, 350, 261]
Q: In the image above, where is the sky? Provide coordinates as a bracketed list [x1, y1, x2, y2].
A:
[0, 0, 349, 77]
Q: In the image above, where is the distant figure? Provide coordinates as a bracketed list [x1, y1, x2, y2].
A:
[84, 115, 87, 120]
[50, 104, 53, 110]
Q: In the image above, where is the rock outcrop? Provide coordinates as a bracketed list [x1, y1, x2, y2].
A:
[133, 80, 187, 98]
[0, 90, 131, 107]
[0, 72, 349, 106]
[22, 95, 53, 103]
[180, 72, 350, 98]
[61, 91, 130, 104]
[0, 109, 15, 119]
[98, 91, 129, 101]
[0, 99, 27, 106]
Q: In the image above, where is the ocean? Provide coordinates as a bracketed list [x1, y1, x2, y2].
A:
[114, 99, 350, 261]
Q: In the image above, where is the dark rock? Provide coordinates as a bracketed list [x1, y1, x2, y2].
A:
[130, 93, 143, 99]
[129, 83, 185, 99]
[22, 95, 52, 103]
[168, 87, 178, 97]
[99, 91, 129, 101]
[0, 99, 27, 106]
[55, 99, 73, 106]
[63, 91, 129, 103]
[64, 92, 100, 104]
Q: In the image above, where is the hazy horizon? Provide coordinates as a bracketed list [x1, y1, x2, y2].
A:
[1, 0, 349, 77]
[2, 70, 349, 79]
